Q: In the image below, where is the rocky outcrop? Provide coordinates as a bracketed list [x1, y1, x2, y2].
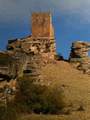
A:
[69, 41, 90, 74]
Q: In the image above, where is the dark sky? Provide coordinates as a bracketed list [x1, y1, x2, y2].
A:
[0, 0, 90, 58]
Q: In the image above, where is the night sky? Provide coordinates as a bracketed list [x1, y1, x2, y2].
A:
[0, 0, 90, 59]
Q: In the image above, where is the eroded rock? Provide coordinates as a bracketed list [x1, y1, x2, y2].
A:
[69, 41, 90, 74]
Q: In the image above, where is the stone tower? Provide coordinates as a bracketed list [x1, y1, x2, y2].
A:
[7, 12, 56, 54]
[31, 12, 56, 54]
[32, 12, 54, 38]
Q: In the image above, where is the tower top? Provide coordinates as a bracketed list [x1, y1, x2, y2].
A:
[31, 12, 54, 38]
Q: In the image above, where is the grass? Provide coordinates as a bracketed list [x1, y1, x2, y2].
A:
[18, 111, 87, 120]
[19, 114, 68, 120]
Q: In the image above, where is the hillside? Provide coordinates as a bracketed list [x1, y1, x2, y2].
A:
[19, 60, 90, 120]
[41, 60, 90, 119]
[41, 60, 90, 108]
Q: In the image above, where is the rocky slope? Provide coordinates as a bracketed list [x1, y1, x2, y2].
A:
[38, 60, 90, 120]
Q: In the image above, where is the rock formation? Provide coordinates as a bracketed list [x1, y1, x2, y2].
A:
[69, 41, 90, 74]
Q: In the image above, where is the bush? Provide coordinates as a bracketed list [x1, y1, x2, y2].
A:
[0, 104, 18, 120]
[0, 76, 65, 120]
[14, 76, 65, 114]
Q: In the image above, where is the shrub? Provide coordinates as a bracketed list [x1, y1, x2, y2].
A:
[14, 76, 65, 114]
[0, 104, 18, 120]
[0, 105, 6, 120]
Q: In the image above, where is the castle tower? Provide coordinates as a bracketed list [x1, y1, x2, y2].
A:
[7, 12, 56, 54]
[31, 12, 54, 38]
[31, 12, 56, 54]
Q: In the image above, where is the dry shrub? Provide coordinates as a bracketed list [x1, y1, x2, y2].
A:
[14, 76, 65, 114]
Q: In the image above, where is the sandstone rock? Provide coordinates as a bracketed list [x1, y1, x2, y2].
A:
[69, 41, 90, 74]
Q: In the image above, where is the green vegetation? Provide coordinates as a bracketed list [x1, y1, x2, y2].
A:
[19, 114, 68, 120]
[14, 76, 65, 114]
[0, 103, 18, 120]
[0, 76, 65, 120]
